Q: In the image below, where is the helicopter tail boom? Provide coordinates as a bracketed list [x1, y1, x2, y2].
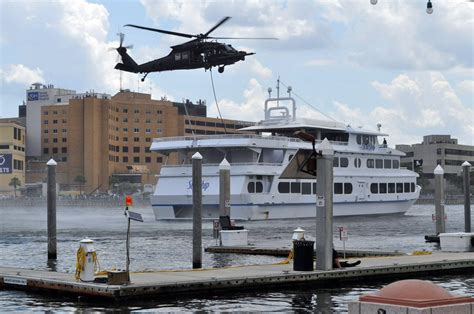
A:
[115, 47, 139, 73]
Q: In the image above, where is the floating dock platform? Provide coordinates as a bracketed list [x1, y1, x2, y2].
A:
[1, 252, 473, 300]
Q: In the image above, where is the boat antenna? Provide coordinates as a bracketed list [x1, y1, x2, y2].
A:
[279, 79, 338, 122]
[276, 76, 280, 107]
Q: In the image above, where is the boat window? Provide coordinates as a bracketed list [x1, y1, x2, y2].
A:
[312, 183, 317, 194]
[396, 183, 403, 193]
[278, 182, 290, 193]
[344, 183, 353, 194]
[411, 183, 415, 193]
[376, 159, 383, 169]
[393, 160, 400, 169]
[288, 154, 294, 162]
[247, 182, 255, 193]
[255, 182, 263, 193]
[367, 159, 374, 168]
[384, 159, 392, 169]
[257, 175, 263, 180]
[370, 183, 378, 194]
[340, 157, 349, 168]
[379, 183, 387, 194]
[334, 183, 343, 194]
[404, 182, 410, 193]
[354, 158, 361, 168]
[388, 183, 395, 193]
[302, 183, 311, 195]
[333, 157, 339, 167]
[357, 135, 361, 145]
[291, 182, 301, 193]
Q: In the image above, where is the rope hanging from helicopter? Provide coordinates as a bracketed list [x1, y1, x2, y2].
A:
[209, 68, 227, 134]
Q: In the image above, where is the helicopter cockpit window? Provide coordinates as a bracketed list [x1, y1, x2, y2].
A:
[174, 53, 181, 61]
[182, 52, 189, 60]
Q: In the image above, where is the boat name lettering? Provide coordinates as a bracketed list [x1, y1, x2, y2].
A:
[360, 144, 375, 151]
[187, 180, 210, 191]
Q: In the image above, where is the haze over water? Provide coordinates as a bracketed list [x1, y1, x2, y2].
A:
[1, 204, 473, 312]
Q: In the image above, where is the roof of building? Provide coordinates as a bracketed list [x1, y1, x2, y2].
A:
[0, 117, 26, 127]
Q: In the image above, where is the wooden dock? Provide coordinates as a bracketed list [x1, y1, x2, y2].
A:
[1, 251, 473, 300]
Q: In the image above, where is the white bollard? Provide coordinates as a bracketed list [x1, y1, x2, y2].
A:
[79, 238, 96, 282]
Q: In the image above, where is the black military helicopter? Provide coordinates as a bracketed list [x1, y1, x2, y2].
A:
[114, 16, 276, 81]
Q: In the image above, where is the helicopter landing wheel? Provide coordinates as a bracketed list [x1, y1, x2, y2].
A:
[141, 73, 149, 82]
[218, 66, 225, 73]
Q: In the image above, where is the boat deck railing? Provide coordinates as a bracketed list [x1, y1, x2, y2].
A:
[152, 134, 348, 146]
[162, 162, 284, 168]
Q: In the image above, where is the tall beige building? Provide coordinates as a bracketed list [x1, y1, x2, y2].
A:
[29, 91, 252, 193]
[0, 118, 26, 195]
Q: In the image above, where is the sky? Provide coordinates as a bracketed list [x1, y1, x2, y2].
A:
[0, 0, 472, 146]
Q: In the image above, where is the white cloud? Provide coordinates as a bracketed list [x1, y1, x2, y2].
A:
[458, 80, 474, 94]
[331, 72, 473, 145]
[0, 64, 44, 85]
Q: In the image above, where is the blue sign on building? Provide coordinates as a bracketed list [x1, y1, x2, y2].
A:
[0, 154, 12, 174]
[27, 92, 39, 101]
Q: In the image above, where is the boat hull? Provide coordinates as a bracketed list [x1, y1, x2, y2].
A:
[152, 198, 417, 220]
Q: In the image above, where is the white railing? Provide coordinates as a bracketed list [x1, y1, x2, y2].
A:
[152, 134, 348, 146]
[162, 162, 283, 168]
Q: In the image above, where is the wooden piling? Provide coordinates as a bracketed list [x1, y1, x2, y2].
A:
[434, 165, 445, 235]
[462, 161, 471, 233]
[192, 152, 203, 269]
[46, 158, 57, 260]
[315, 139, 334, 270]
[219, 158, 231, 217]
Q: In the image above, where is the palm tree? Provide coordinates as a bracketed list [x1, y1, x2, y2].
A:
[74, 175, 86, 195]
[9, 177, 21, 198]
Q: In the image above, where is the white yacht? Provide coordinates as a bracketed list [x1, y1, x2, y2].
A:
[150, 94, 420, 220]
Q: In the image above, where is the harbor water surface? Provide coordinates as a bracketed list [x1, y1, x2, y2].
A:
[1, 204, 473, 312]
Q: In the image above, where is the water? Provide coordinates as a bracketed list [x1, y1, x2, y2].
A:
[1, 204, 473, 312]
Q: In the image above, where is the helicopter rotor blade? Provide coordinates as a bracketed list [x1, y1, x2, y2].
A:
[117, 32, 125, 47]
[124, 24, 195, 38]
[123, 44, 134, 49]
[203, 16, 231, 37]
[207, 36, 278, 40]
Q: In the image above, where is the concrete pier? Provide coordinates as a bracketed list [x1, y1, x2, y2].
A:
[1, 252, 473, 300]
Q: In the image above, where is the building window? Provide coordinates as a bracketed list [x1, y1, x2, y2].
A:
[122, 146, 129, 153]
[133, 156, 140, 163]
[146, 110, 151, 114]
[134, 118, 139, 123]
[134, 109, 139, 114]
[53, 129, 58, 133]
[62, 138, 67, 143]
[123, 108, 128, 113]
[146, 119, 151, 123]
[133, 137, 139, 142]
[134, 128, 139, 133]
[44, 139, 49, 143]
[157, 110, 162, 114]
[52, 147, 58, 154]
[123, 118, 128, 122]
[157, 120, 162, 124]
[61, 147, 67, 153]
[145, 147, 150, 153]
[53, 138, 58, 143]
[44, 120, 48, 124]
[44, 111, 48, 115]
[123, 137, 128, 142]
[53, 120, 58, 124]
[145, 138, 151, 142]
[156, 157, 163, 163]
[156, 128, 162, 133]
[43, 148, 49, 154]
[53, 111, 58, 115]
[123, 156, 128, 162]
[44, 130, 49, 134]
[145, 128, 151, 133]
[123, 128, 128, 132]
[62, 129, 67, 133]
[62, 119, 67, 123]
[145, 156, 151, 163]
[133, 147, 140, 153]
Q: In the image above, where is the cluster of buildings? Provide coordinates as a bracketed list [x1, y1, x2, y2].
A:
[0, 83, 472, 197]
[0, 83, 253, 196]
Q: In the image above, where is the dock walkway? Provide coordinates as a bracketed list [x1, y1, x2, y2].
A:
[1, 252, 473, 300]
